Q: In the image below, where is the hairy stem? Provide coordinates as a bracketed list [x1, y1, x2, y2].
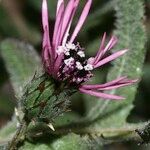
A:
[47, 124, 146, 144]
[7, 117, 29, 150]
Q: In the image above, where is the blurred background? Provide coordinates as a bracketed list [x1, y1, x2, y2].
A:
[0, 0, 150, 149]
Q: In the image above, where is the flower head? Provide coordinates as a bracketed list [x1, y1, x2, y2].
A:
[42, 0, 137, 100]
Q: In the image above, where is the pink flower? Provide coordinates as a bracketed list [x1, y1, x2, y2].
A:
[42, 0, 137, 100]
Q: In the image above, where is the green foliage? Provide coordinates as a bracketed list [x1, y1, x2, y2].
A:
[50, 133, 89, 150]
[0, 116, 17, 149]
[83, 0, 146, 129]
[0, 117, 16, 140]
[0, 0, 148, 149]
[19, 143, 51, 150]
[20, 133, 89, 150]
[0, 39, 41, 97]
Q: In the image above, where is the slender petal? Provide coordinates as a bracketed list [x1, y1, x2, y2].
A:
[56, 0, 64, 14]
[53, 54, 64, 76]
[70, 0, 92, 43]
[94, 35, 118, 65]
[62, 0, 80, 45]
[79, 88, 125, 100]
[97, 82, 135, 90]
[93, 33, 106, 64]
[118, 79, 138, 84]
[94, 49, 128, 68]
[53, 2, 64, 49]
[42, 0, 50, 47]
[42, 47, 52, 74]
[42, 0, 53, 62]
[55, 17, 64, 48]
[59, 0, 76, 44]
[54, 0, 80, 74]
[103, 36, 118, 54]
[81, 76, 128, 89]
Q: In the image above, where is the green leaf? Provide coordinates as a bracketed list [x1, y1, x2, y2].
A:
[19, 142, 51, 150]
[0, 39, 41, 97]
[20, 133, 89, 150]
[82, 0, 146, 129]
[50, 133, 89, 150]
[0, 117, 17, 145]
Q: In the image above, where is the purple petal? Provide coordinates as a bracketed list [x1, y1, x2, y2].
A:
[42, 0, 53, 61]
[55, 19, 64, 48]
[103, 36, 118, 53]
[42, 47, 52, 74]
[94, 35, 118, 65]
[119, 79, 138, 84]
[53, 0, 80, 75]
[70, 0, 92, 43]
[53, 2, 64, 50]
[42, 0, 50, 47]
[53, 54, 64, 76]
[93, 33, 106, 64]
[81, 76, 128, 89]
[94, 49, 128, 68]
[42, 0, 49, 31]
[59, 0, 76, 44]
[62, 0, 79, 45]
[97, 82, 136, 90]
[56, 0, 64, 14]
[79, 88, 125, 100]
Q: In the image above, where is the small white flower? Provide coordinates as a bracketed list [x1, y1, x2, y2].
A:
[56, 46, 70, 56]
[84, 64, 93, 71]
[87, 57, 95, 64]
[76, 61, 83, 70]
[77, 78, 83, 83]
[64, 47, 70, 56]
[77, 51, 85, 57]
[65, 52, 70, 56]
[66, 42, 76, 50]
[64, 57, 74, 67]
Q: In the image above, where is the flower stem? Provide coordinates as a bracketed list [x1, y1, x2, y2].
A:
[7, 117, 29, 150]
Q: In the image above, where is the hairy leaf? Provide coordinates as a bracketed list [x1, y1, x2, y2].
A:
[19, 143, 51, 150]
[83, 0, 146, 129]
[50, 133, 89, 150]
[0, 117, 17, 147]
[0, 39, 41, 97]
[19, 133, 89, 150]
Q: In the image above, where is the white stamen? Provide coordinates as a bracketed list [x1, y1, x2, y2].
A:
[77, 78, 83, 83]
[64, 57, 74, 67]
[56, 46, 70, 56]
[87, 57, 95, 64]
[77, 51, 85, 57]
[66, 42, 76, 50]
[76, 61, 83, 70]
[65, 52, 70, 56]
[84, 64, 93, 71]
[64, 47, 70, 56]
